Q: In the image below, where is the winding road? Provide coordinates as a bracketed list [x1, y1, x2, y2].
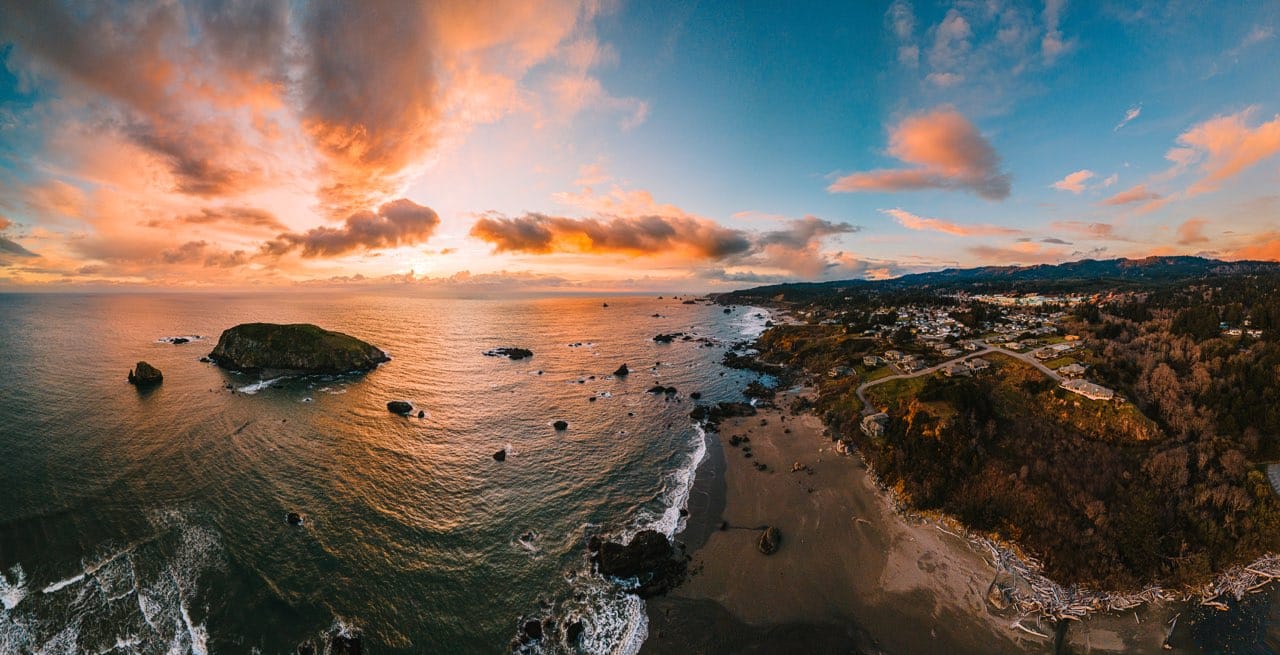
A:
[856, 345, 1063, 415]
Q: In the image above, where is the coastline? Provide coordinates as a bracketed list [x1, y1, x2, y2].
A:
[643, 388, 1198, 654]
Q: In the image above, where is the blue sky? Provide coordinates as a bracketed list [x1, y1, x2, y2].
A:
[1, 1, 1279, 289]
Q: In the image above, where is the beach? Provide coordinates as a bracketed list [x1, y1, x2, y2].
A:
[644, 389, 1186, 654]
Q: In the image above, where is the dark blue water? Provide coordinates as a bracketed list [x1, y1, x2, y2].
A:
[0, 293, 770, 654]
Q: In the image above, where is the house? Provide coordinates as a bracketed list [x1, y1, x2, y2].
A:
[965, 357, 991, 372]
[1060, 379, 1115, 401]
[883, 350, 904, 362]
[941, 348, 962, 358]
[863, 355, 883, 367]
[1048, 342, 1078, 354]
[942, 362, 970, 377]
[828, 366, 855, 378]
[861, 413, 889, 438]
[1034, 349, 1056, 361]
[1058, 363, 1088, 377]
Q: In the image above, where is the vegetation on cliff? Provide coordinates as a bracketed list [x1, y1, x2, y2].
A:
[209, 323, 389, 374]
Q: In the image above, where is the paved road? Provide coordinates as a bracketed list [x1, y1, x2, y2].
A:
[855, 345, 1062, 415]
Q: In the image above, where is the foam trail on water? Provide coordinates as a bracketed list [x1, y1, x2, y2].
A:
[39, 574, 84, 595]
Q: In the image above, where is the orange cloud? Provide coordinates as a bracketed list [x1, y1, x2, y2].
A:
[1050, 221, 1123, 240]
[470, 213, 752, 259]
[1176, 218, 1210, 245]
[829, 108, 1011, 200]
[881, 208, 1021, 236]
[968, 240, 1069, 264]
[1102, 184, 1161, 206]
[262, 199, 441, 258]
[1051, 169, 1094, 193]
[1176, 107, 1280, 196]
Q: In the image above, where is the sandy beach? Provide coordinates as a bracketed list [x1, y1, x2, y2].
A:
[643, 390, 1189, 654]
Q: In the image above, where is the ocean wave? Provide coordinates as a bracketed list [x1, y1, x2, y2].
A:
[0, 510, 222, 655]
[236, 379, 280, 394]
[0, 564, 27, 611]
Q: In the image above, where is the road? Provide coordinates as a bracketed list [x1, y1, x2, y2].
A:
[855, 345, 1062, 415]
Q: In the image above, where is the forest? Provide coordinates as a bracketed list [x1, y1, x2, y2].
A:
[737, 271, 1280, 589]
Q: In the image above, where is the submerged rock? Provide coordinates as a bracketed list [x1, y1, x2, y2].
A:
[484, 347, 533, 360]
[127, 361, 163, 387]
[758, 526, 781, 555]
[329, 634, 361, 655]
[208, 323, 388, 375]
[387, 401, 413, 415]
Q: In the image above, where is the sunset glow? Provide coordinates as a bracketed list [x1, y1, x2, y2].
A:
[2, 2, 1279, 290]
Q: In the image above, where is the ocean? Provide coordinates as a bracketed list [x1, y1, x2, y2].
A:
[0, 292, 770, 654]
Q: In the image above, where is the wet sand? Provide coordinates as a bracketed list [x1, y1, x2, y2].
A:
[645, 390, 1188, 654]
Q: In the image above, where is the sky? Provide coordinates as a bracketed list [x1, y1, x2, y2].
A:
[1, 1, 1279, 292]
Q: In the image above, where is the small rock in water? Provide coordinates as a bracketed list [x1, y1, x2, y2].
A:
[483, 347, 533, 360]
[493, 449, 507, 462]
[588, 396, 596, 402]
[523, 619, 543, 641]
[758, 526, 781, 554]
[328, 634, 361, 655]
[690, 391, 702, 400]
[417, 410, 425, 418]
[286, 512, 304, 526]
[566, 621, 585, 645]
[613, 363, 630, 377]
[553, 420, 569, 431]
[198, 356, 212, 363]
[387, 400, 413, 415]
[170, 337, 190, 345]
[127, 361, 163, 387]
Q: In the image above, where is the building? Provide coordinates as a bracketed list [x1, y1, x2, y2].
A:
[1058, 363, 1088, 377]
[942, 362, 970, 377]
[861, 413, 889, 438]
[863, 355, 883, 367]
[1060, 379, 1115, 401]
[828, 366, 855, 378]
[965, 357, 991, 372]
[883, 350, 904, 362]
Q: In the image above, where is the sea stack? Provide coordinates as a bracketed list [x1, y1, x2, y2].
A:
[207, 323, 389, 375]
[127, 361, 163, 387]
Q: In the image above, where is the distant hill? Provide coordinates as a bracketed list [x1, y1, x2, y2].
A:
[717, 256, 1280, 303]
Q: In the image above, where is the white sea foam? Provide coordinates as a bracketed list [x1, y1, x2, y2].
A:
[0, 564, 27, 610]
[39, 573, 83, 595]
[237, 379, 278, 394]
[624, 424, 707, 541]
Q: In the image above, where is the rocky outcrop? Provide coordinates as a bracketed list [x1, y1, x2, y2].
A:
[590, 530, 686, 598]
[483, 347, 533, 360]
[208, 323, 388, 375]
[387, 401, 413, 415]
[128, 361, 163, 386]
[758, 526, 781, 554]
[689, 401, 757, 430]
[652, 333, 684, 343]
[328, 634, 361, 655]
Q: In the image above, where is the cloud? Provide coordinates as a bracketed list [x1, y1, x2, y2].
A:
[1175, 107, 1280, 196]
[262, 198, 441, 258]
[0, 236, 40, 259]
[886, 0, 919, 67]
[969, 240, 1069, 264]
[1050, 221, 1122, 240]
[926, 72, 963, 87]
[1176, 218, 1210, 245]
[1115, 104, 1142, 131]
[153, 207, 287, 232]
[469, 212, 752, 258]
[0, 1, 630, 221]
[880, 208, 1021, 236]
[829, 108, 1011, 200]
[1102, 184, 1161, 205]
[1041, 0, 1072, 63]
[0, 216, 11, 231]
[1041, 237, 1072, 245]
[1101, 173, 1118, 187]
[1051, 169, 1095, 193]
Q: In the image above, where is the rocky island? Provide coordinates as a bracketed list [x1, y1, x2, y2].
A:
[208, 323, 389, 376]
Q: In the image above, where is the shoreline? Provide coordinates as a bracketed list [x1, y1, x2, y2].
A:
[641, 388, 1207, 654]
